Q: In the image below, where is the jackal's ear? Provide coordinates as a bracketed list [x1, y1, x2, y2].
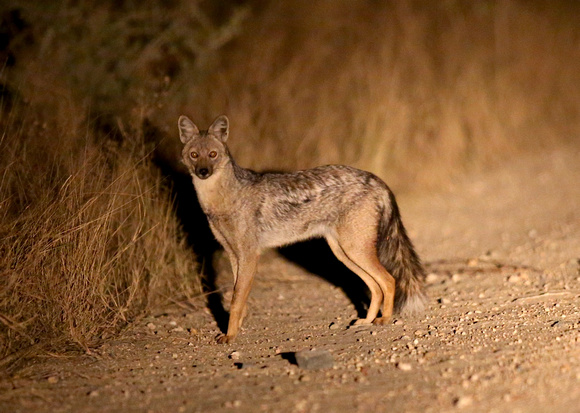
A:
[178, 116, 199, 143]
[208, 115, 229, 142]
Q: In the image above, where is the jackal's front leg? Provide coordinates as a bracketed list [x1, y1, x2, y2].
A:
[217, 253, 258, 344]
[208, 222, 239, 282]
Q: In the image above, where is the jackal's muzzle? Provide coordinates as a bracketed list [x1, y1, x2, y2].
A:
[195, 166, 212, 179]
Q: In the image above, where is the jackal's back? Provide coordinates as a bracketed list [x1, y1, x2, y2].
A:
[242, 164, 391, 247]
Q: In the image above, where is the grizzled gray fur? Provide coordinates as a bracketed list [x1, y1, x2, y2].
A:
[178, 115, 426, 344]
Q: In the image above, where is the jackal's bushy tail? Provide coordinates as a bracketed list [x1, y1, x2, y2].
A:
[377, 193, 426, 314]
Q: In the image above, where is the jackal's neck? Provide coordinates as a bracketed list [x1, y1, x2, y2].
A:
[218, 146, 258, 184]
[231, 159, 259, 183]
[193, 153, 249, 214]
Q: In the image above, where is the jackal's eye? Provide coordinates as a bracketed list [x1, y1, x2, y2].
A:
[190, 152, 198, 159]
[208, 151, 217, 159]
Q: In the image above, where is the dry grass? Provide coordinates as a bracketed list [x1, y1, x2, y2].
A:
[0, 102, 198, 371]
[170, 0, 580, 189]
[0, 0, 243, 371]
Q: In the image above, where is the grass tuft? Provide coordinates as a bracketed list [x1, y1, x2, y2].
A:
[0, 107, 198, 371]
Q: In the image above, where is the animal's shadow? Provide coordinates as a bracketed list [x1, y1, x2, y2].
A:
[154, 154, 230, 333]
[278, 240, 369, 318]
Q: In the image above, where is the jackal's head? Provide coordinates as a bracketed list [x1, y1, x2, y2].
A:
[178, 115, 229, 180]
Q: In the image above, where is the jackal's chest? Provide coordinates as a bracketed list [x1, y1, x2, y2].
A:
[193, 176, 235, 215]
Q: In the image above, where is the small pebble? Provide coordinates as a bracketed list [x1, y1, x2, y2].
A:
[467, 258, 479, 267]
[299, 374, 311, 382]
[396, 362, 412, 371]
[425, 273, 439, 284]
[223, 400, 242, 408]
[454, 396, 473, 408]
[294, 349, 334, 370]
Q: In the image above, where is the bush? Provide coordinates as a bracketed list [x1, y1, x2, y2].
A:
[0, 106, 199, 371]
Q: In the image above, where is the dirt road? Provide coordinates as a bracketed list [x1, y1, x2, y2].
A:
[1, 147, 579, 413]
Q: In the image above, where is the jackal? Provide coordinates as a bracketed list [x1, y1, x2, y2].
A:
[178, 115, 426, 344]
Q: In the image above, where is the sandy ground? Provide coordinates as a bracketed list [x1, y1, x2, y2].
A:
[1, 147, 579, 413]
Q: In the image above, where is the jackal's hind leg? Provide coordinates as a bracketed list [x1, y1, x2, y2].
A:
[348, 247, 395, 324]
[345, 246, 395, 325]
[326, 236, 383, 325]
[330, 207, 397, 324]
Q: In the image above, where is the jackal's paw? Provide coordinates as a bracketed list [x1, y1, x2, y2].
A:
[372, 317, 392, 325]
[216, 334, 235, 344]
[353, 318, 372, 326]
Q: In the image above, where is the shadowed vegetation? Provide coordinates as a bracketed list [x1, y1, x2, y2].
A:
[0, 104, 199, 371]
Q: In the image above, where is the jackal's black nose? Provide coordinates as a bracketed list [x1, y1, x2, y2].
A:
[196, 167, 210, 179]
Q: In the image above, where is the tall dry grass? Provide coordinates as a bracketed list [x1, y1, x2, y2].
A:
[0, 0, 246, 371]
[168, 0, 580, 189]
[0, 100, 198, 371]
